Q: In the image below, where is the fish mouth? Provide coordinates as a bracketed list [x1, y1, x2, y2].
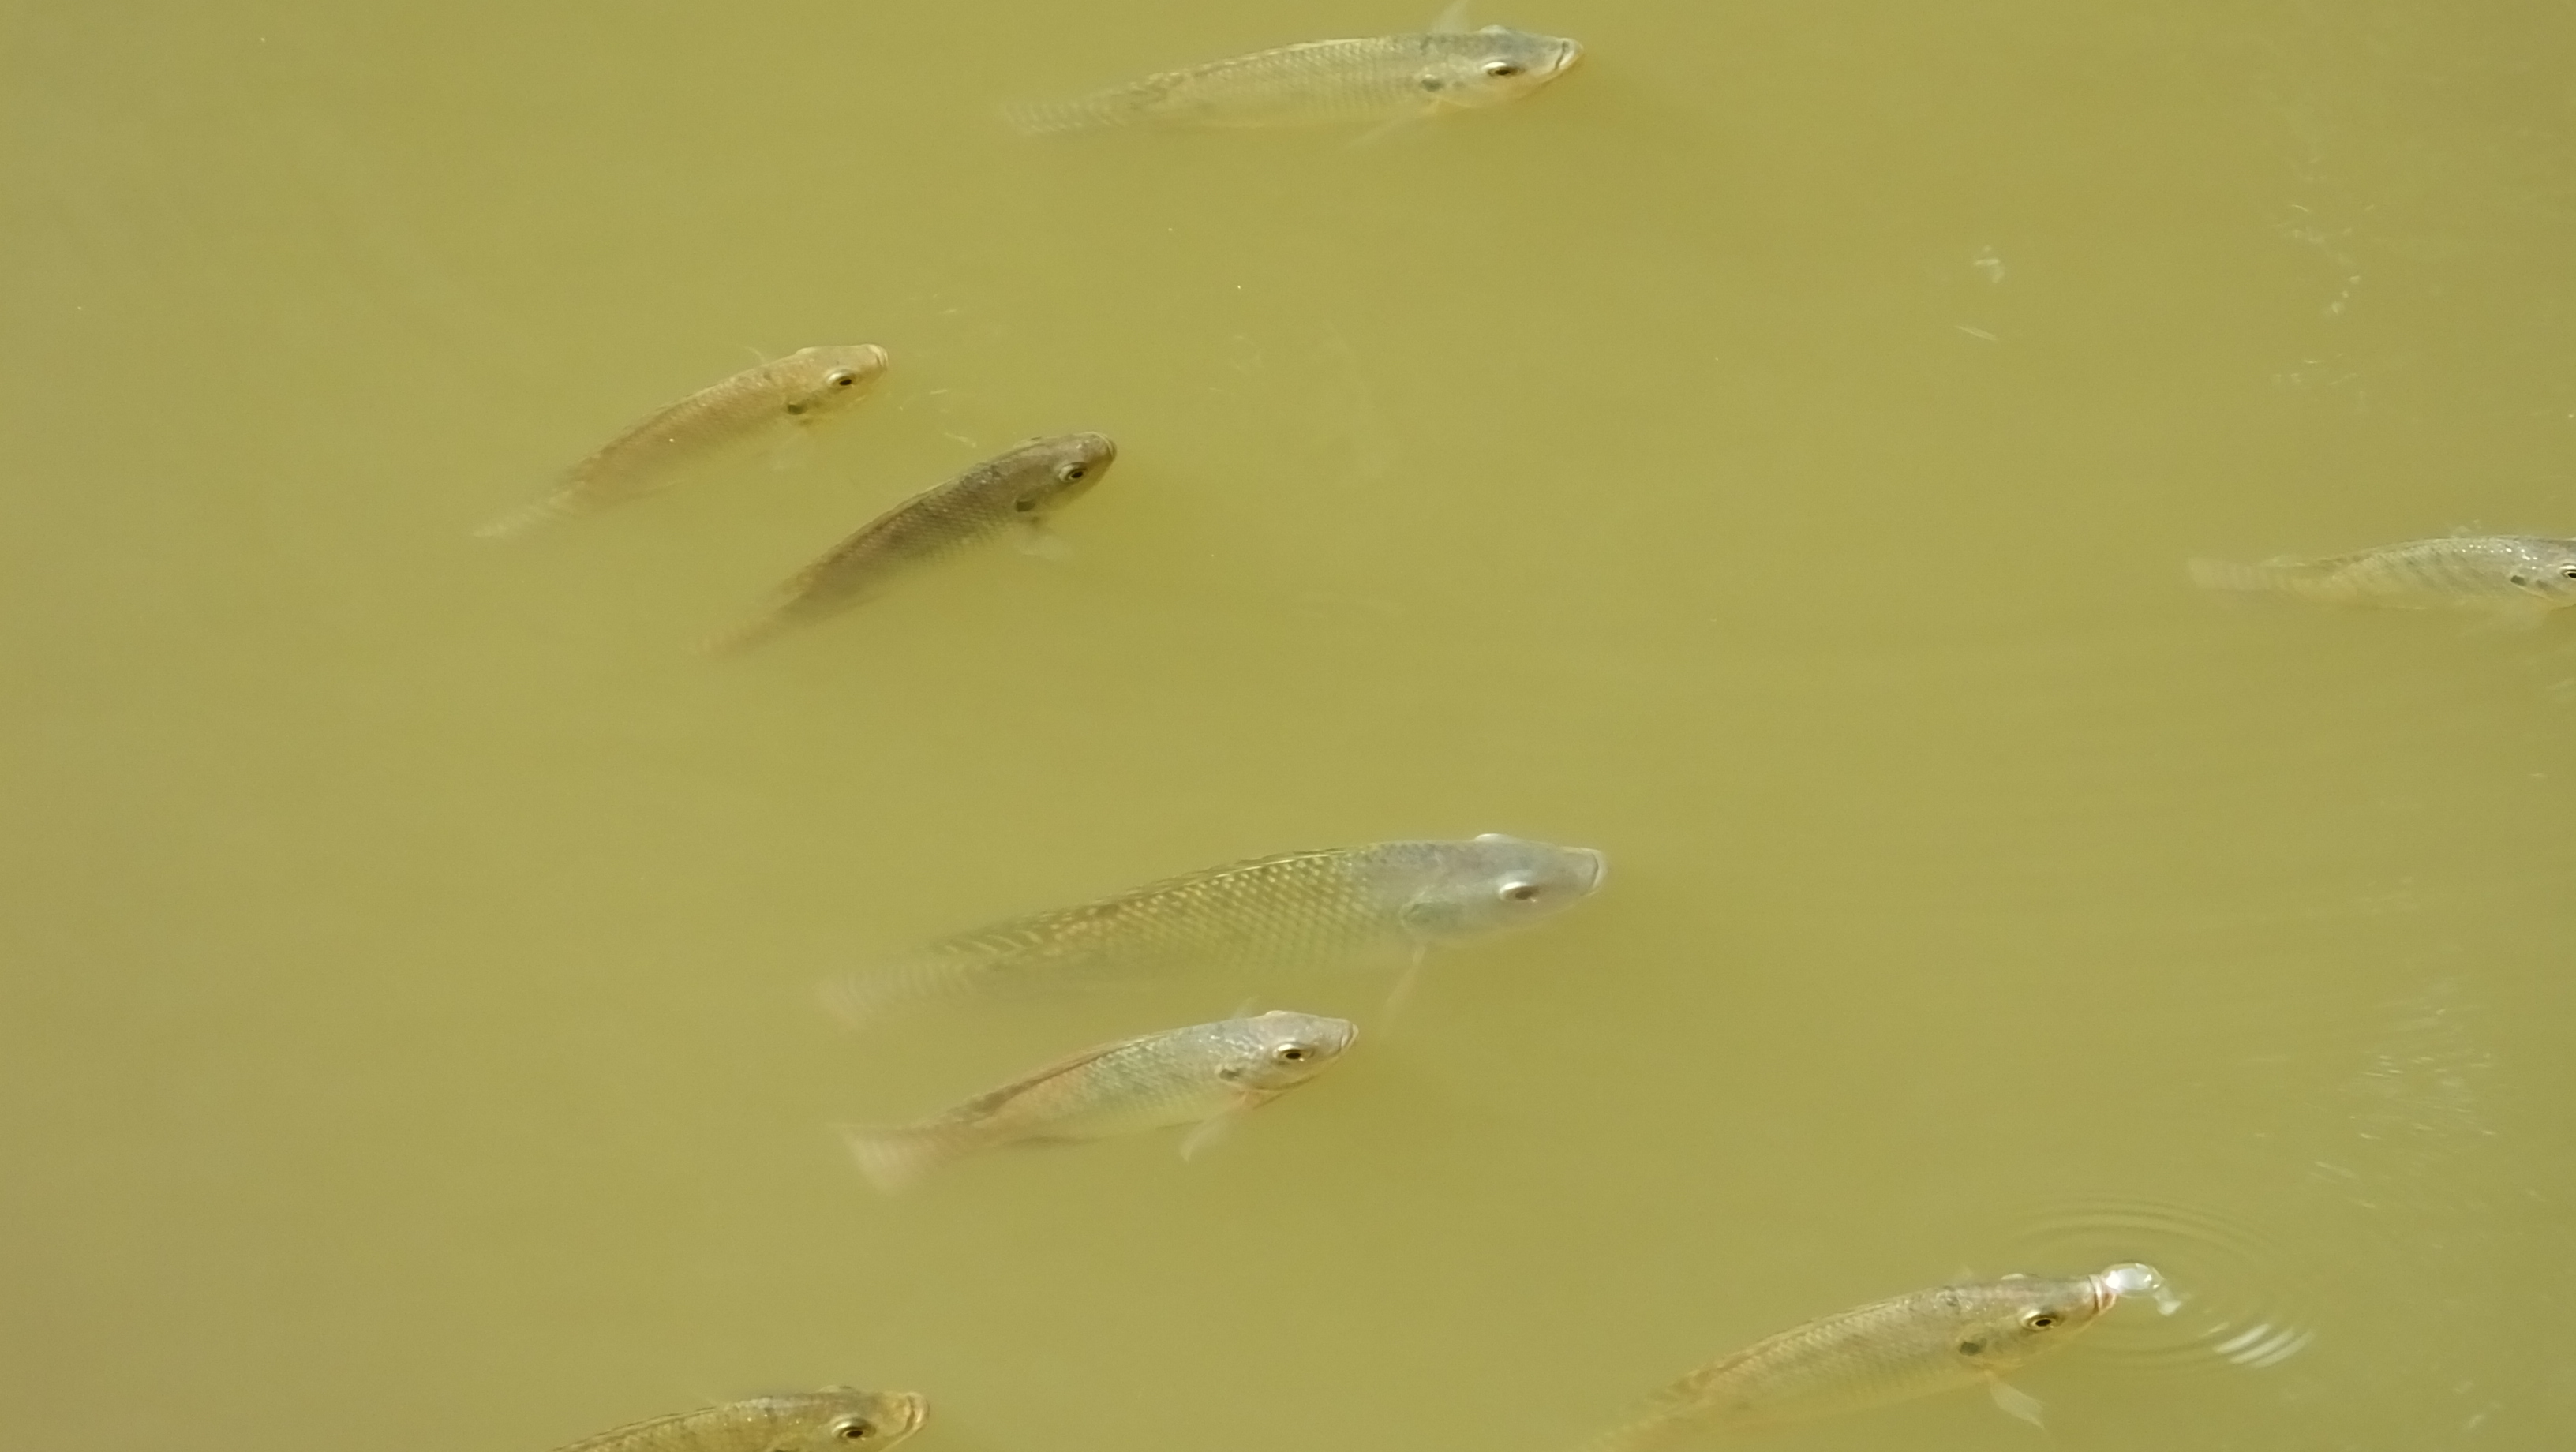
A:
[893, 1392, 930, 1434]
[1577, 847, 1608, 891]
[1553, 39, 1584, 73]
[2090, 1261, 2165, 1315]
[2085, 1273, 2128, 1317]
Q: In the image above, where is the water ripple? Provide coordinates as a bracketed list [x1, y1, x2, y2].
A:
[2015, 1197, 2319, 1374]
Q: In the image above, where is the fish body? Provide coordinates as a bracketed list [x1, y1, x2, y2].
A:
[841, 1009, 1357, 1188]
[556, 1388, 927, 1452]
[824, 833, 1608, 1025]
[710, 432, 1114, 653]
[481, 345, 889, 538]
[1589, 1266, 2156, 1447]
[2189, 536, 2576, 612]
[1017, 26, 1582, 133]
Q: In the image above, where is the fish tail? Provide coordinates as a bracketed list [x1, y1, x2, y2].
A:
[2186, 556, 2293, 594]
[839, 1123, 958, 1192]
[816, 956, 968, 1029]
[1003, 96, 1116, 136]
[475, 493, 575, 540]
[697, 610, 786, 659]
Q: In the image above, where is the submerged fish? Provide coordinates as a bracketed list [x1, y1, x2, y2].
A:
[841, 1009, 1357, 1189]
[822, 833, 1608, 1026]
[556, 1387, 927, 1452]
[2189, 536, 2576, 613]
[481, 345, 889, 538]
[1586, 1265, 2161, 1447]
[1013, 25, 1582, 133]
[708, 432, 1114, 654]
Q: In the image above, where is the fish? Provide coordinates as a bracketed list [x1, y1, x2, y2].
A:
[821, 833, 1608, 1027]
[1582, 1264, 2162, 1448]
[480, 345, 890, 538]
[1012, 24, 1582, 133]
[707, 432, 1115, 654]
[839, 1009, 1357, 1189]
[2188, 536, 2576, 614]
[555, 1387, 927, 1452]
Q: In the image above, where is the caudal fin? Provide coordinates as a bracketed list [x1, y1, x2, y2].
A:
[2186, 556, 2296, 594]
[839, 1124, 960, 1193]
[476, 493, 575, 541]
[698, 610, 787, 658]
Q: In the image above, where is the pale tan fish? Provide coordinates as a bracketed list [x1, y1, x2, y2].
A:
[707, 432, 1114, 654]
[555, 1387, 926, 1452]
[822, 834, 1608, 1027]
[2189, 535, 2576, 614]
[480, 345, 890, 538]
[1012, 24, 1581, 133]
[841, 1009, 1357, 1190]
[1584, 1264, 2162, 1447]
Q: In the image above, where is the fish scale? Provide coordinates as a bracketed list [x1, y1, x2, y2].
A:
[822, 836, 1607, 1026]
[1016, 28, 1582, 133]
[709, 432, 1114, 654]
[556, 1390, 927, 1452]
[2190, 535, 2576, 610]
[480, 345, 888, 539]
[841, 1011, 1358, 1190]
[1586, 1269, 2151, 1449]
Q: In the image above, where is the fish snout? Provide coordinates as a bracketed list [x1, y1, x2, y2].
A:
[1577, 846, 1608, 891]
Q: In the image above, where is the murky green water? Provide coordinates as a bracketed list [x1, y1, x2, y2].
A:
[6, 1, 2573, 1447]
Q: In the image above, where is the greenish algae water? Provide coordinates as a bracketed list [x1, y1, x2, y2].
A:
[2, 2, 2572, 1449]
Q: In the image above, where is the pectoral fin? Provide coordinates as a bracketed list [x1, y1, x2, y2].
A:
[1017, 522, 1072, 559]
[1988, 1381, 2045, 1428]
[2473, 602, 2553, 632]
[1380, 956, 1425, 1025]
[766, 423, 817, 471]
[1178, 1108, 1241, 1161]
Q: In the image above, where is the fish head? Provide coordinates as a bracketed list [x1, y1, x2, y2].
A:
[1005, 432, 1118, 517]
[780, 344, 892, 418]
[1416, 28, 1583, 109]
[1219, 1010, 1359, 1092]
[771, 1388, 930, 1452]
[1398, 833, 1608, 942]
[1941, 1274, 2114, 1375]
[2503, 540, 2576, 603]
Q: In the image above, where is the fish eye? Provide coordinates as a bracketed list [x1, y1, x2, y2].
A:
[2559, 564, 2576, 580]
[1058, 462, 1087, 482]
[1274, 1044, 1311, 1064]
[828, 371, 857, 387]
[2021, 1312, 2058, 1330]
[831, 1418, 876, 1440]
[1483, 60, 1523, 77]
[1499, 880, 1543, 904]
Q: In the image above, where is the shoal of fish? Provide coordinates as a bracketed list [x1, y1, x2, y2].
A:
[465, 10, 2519, 1452]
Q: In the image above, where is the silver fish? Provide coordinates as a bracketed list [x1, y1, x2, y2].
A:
[556, 1387, 927, 1452]
[1013, 25, 1582, 133]
[2189, 535, 2576, 613]
[481, 345, 889, 538]
[840, 1009, 1356, 1190]
[822, 833, 1607, 1026]
[708, 432, 1114, 654]
[1586, 1265, 2160, 1447]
